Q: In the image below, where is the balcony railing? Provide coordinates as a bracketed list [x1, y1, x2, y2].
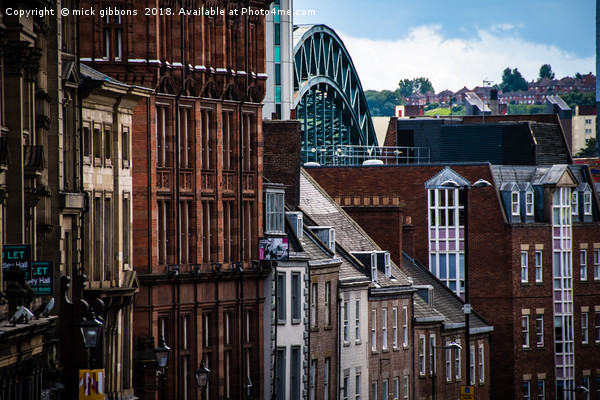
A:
[301, 145, 430, 166]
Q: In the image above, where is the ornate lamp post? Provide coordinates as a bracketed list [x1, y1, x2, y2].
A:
[195, 359, 211, 399]
[154, 336, 171, 400]
[80, 310, 103, 369]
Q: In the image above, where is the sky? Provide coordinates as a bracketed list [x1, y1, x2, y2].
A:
[294, 0, 596, 92]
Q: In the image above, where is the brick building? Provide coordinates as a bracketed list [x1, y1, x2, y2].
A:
[305, 163, 600, 400]
[78, 1, 273, 399]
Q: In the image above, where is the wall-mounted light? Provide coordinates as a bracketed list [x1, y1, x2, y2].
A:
[190, 264, 201, 276]
[167, 264, 180, 277]
[211, 263, 222, 275]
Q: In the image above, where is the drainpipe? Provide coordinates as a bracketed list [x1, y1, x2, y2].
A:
[271, 262, 278, 400]
[337, 284, 342, 400]
[411, 295, 416, 400]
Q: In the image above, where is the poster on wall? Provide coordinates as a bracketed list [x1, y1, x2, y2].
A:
[258, 237, 289, 261]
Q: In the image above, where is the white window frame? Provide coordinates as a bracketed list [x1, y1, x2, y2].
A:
[325, 282, 331, 326]
[594, 250, 600, 280]
[371, 309, 377, 352]
[418, 335, 426, 376]
[429, 335, 436, 376]
[478, 344, 485, 384]
[511, 191, 520, 216]
[522, 315, 530, 348]
[583, 191, 592, 216]
[355, 300, 361, 343]
[265, 189, 285, 234]
[403, 376, 409, 400]
[469, 345, 475, 385]
[537, 379, 545, 400]
[521, 251, 529, 283]
[454, 340, 461, 380]
[392, 307, 398, 349]
[535, 251, 543, 283]
[536, 314, 544, 347]
[343, 300, 349, 343]
[571, 191, 579, 215]
[524, 380, 531, 400]
[580, 250, 587, 281]
[445, 343, 452, 382]
[393, 377, 399, 400]
[311, 283, 317, 328]
[402, 306, 408, 348]
[382, 308, 388, 350]
[526, 191, 534, 216]
[595, 312, 600, 344]
[582, 312, 589, 344]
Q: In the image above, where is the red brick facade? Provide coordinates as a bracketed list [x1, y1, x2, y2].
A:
[306, 164, 600, 400]
[79, 1, 272, 399]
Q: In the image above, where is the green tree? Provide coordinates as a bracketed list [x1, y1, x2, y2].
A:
[365, 90, 403, 117]
[539, 64, 555, 80]
[397, 77, 435, 97]
[560, 91, 596, 109]
[500, 67, 528, 93]
[575, 72, 583, 80]
[575, 138, 597, 157]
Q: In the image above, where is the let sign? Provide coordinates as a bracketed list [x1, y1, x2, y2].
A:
[27, 261, 53, 296]
[2, 244, 31, 276]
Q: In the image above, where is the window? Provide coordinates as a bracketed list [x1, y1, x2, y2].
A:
[382, 308, 388, 350]
[393, 377, 399, 400]
[454, 340, 461, 380]
[581, 377, 589, 400]
[311, 283, 317, 328]
[418, 336, 426, 376]
[584, 192, 592, 216]
[324, 358, 330, 400]
[103, 196, 113, 281]
[512, 191, 520, 215]
[156, 105, 169, 167]
[580, 250, 588, 281]
[343, 374, 349, 400]
[429, 335, 436, 375]
[522, 315, 530, 348]
[371, 309, 377, 351]
[535, 251, 543, 283]
[325, 282, 331, 326]
[83, 124, 92, 162]
[355, 300, 361, 342]
[572, 191, 579, 215]
[594, 250, 600, 280]
[122, 195, 130, 267]
[582, 312, 589, 344]
[265, 189, 285, 234]
[104, 125, 112, 163]
[275, 348, 286, 399]
[402, 306, 408, 348]
[102, 6, 123, 60]
[469, 345, 475, 385]
[355, 373, 361, 400]
[372, 382, 377, 400]
[343, 300, 349, 343]
[536, 315, 544, 346]
[445, 344, 452, 382]
[526, 191, 534, 216]
[595, 312, 600, 343]
[537, 380, 545, 400]
[93, 124, 102, 163]
[392, 307, 398, 349]
[383, 380, 389, 400]
[403, 376, 409, 400]
[371, 252, 378, 283]
[224, 312, 231, 345]
[478, 344, 485, 384]
[122, 126, 130, 167]
[276, 272, 286, 323]
[310, 360, 316, 400]
[521, 251, 529, 283]
[524, 380, 531, 400]
[292, 272, 301, 322]
[291, 347, 301, 400]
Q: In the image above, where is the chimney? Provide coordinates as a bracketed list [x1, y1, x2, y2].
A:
[490, 88, 499, 115]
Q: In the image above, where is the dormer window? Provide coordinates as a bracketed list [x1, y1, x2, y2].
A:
[584, 191, 592, 216]
[371, 252, 377, 283]
[571, 191, 578, 215]
[265, 186, 285, 234]
[384, 252, 391, 278]
[525, 191, 534, 217]
[511, 191, 520, 216]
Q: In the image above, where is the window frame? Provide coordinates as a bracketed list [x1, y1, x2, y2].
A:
[580, 250, 587, 281]
[522, 315, 530, 348]
[521, 251, 529, 283]
[526, 191, 534, 216]
[371, 309, 377, 352]
[536, 314, 544, 347]
[265, 188, 285, 234]
[582, 311, 589, 344]
[535, 250, 543, 283]
[511, 190, 520, 216]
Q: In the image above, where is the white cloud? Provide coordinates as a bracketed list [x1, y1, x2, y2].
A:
[338, 26, 594, 92]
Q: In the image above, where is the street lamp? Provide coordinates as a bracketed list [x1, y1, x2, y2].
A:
[431, 342, 462, 400]
[441, 178, 491, 387]
[195, 359, 211, 399]
[564, 385, 589, 399]
[154, 336, 171, 400]
[80, 310, 103, 369]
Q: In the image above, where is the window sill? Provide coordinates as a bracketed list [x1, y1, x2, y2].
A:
[310, 327, 319, 332]
[522, 346, 531, 351]
[324, 326, 333, 331]
[371, 349, 379, 355]
[521, 282, 529, 286]
[382, 348, 389, 353]
[343, 341, 350, 347]
[355, 340, 362, 345]
[292, 319, 302, 325]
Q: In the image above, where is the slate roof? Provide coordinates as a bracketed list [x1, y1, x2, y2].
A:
[491, 164, 589, 188]
[299, 169, 411, 288]
[401, 254, 492, 332]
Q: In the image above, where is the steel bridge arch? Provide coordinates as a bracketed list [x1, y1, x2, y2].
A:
[293, 25, 378, 162]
